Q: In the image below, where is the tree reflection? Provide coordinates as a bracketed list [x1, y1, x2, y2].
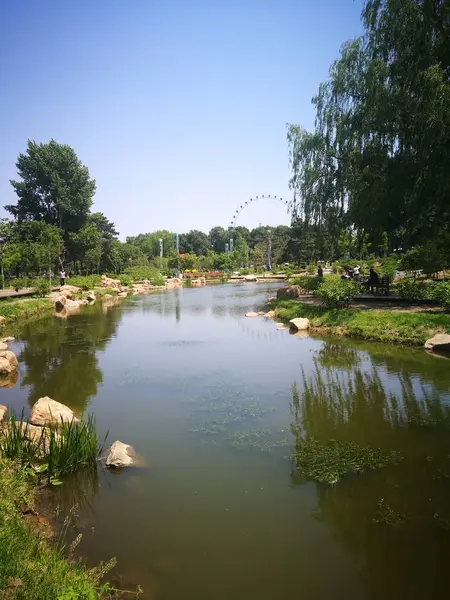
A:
[290, 361, 450, 599]
[316, 341, 360, 370]
[18, 304, 123, 414]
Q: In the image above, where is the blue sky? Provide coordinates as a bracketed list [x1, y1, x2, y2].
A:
[0, 0, 363, 239]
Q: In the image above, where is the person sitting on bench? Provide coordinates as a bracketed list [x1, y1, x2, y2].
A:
[365, 268, 380, 293]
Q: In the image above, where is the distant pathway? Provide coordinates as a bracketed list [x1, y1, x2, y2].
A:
[0, 287, 60, 300]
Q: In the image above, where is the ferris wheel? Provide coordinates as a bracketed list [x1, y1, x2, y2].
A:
[229, 194, 291, 229]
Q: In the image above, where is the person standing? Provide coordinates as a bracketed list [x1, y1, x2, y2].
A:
[59, 269, 66, 287]
[317, 265, 323, 277]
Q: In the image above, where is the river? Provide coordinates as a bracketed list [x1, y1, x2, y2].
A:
[3, 283, 450, 599]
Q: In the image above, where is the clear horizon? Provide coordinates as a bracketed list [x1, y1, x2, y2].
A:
[0, 0, 363, 240]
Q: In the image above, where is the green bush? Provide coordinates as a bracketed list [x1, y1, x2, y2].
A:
[395, 279, 432, 301]
[153, 274, 165, 286]
[315, 275, 357, 307]
[10, 277, 29, 291]
[124, 265, 159, 281]
[67, 275, 101, 290]
[306, 264, 316, 275]
[117, 274, 132, 286]
[290, 275, 322, 292]
[429, 281, 450, 309]
[33, 279, 51, 297]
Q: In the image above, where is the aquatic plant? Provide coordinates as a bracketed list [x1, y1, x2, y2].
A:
[227, 429, 290, 452]
[373, 498, 407, 526]
[0, 412, 106, 484]
[291, 437, 402, 484]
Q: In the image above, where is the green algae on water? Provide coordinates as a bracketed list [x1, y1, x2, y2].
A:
[227, 429, 290, 452]
[292, 437, 402, 484]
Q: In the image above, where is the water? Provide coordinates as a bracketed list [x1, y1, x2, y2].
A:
[3, 283, 450, 599]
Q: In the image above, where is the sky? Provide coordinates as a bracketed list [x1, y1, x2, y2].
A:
[0, 0, 364, 240]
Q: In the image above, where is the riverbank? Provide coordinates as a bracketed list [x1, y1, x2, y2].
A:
[271, 299, 450, 345]
[0, 458, 113, 599]
[0, 298, 52, 334]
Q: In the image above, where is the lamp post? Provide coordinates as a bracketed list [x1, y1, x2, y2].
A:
[0, 236, 6, 290]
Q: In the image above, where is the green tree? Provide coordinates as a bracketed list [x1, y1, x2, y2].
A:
[7, 140, 96, 233]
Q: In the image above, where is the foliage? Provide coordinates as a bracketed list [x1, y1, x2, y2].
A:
[273, 299, 450, 345]
[67, 275, 101, 291]
[289, 275, 322, 292]
[394, 279, 433, 302]
[33, 278, 51, 297]
[123, 265, 159, 282]
[292, 436, 402, 484]
[10, 277, 29, 291]
[287, 0, 450, 260]
[315, 275, 357, 307]
[6, 139, 95, 232]
[0, 299, 51, 327]
[0, 458, 139, 599]
[0, 412, 105, 483]
[429, 282, 450, 310]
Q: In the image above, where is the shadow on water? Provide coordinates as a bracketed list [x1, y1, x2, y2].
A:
[17, 302, 124, 414]
[290, 358, 450, 600]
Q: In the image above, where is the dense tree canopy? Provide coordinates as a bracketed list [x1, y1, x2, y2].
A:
[288, 0, 450, 253]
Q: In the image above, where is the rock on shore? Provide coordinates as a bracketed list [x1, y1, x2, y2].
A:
[424, 333, 450, 353]
[29, 397, 79, 427]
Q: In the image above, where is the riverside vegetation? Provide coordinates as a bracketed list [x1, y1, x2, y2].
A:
[0, 406, 142, 598]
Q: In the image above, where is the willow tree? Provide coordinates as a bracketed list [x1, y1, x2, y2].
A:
[288, 0, 450, 253]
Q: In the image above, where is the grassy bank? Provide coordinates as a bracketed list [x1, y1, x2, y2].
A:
[0, 458, 116, 599]
[273, 299, 450, 345]
[0, 298, 52, 330]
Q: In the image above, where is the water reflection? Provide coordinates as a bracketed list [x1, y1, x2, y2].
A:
[290, 358, 450, 600]
[18, 303, 123, 413]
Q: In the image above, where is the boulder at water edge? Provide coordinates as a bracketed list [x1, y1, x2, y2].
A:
[289, 318, 310, 332]
[29, 397, 79, 427]
[59, 285, 81, 299]
[86, 291, 96, 302]
[245, 312, 259, 317]
[2, 337, 15, 343]
[424, 333, 450, 352]
[0, 342, 8, 351]
[0, 404, 7, 423]
[106, 440, 136, 468]
[264, 311, 276, 319]
[0, 350, 19, 375]
[276, 285, 302, 300]
[55, 294, 67, 311]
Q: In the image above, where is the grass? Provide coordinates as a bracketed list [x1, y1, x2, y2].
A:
[292, 437, 402, 484]
[0, 412, 107, 485]
[272, 299, 450, 345]
[0, 458, 122, 600]
[0, 298, 52, 330]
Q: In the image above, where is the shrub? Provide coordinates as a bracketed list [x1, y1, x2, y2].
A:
[10, 277, 28, 291]
[306, 264, 316, 275]
[33, 278, 51, 297]
[315, 275, 357, 307]
[124, 265, 159, 281]
[152, 274, 165, 286]
[429, 281, 450, 310]
[67, 275, 101, 290]
[117, 274, 132, 286]
[395, 279, 433, 301]
[290, 275, 322, 292]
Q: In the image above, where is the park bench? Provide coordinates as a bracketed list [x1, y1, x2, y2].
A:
[380, 276, 390, 296]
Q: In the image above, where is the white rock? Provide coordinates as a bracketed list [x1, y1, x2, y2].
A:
[2, 337, 14, 343]
[29, 397, 79, 427]
[86, 291, 96, 302]
[105, 440, 136, 468]
[245, 312, 259, 317]
[118, 292, 128, 298]
[424, 333, 450, 352]
[289, 317, 310, 331]
[264, 311, 276, 319]
[0, 342, 8, 351]
[0, 403, 7, 423]
[0, 350, 18, 375]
